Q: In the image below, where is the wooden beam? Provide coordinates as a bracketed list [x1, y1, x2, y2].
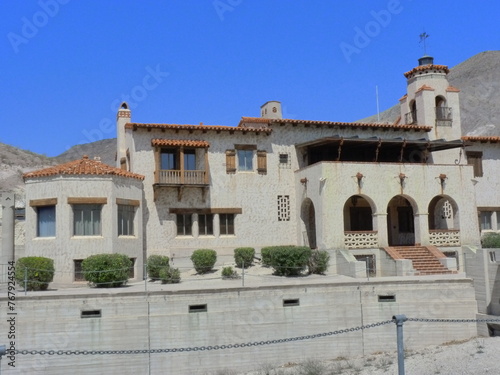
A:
[30, 198, 57, 207]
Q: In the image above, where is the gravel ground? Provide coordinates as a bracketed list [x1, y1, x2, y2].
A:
[235, 336, 500, 375]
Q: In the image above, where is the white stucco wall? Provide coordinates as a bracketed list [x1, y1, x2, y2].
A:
[24, 175, 144, 284]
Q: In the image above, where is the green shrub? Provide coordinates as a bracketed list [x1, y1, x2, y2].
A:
[260, 247, 273, 267]
[147, 255, 170, 280]
[234, 247, 255, 268]
[15, 257, 54, 291]
[308, 250, 330, 274]
[190, 249, 217, 274]
[159, 266, 181, 284]
[221, 266, 238, 279]
[482, 233, 500, 248]
[264, 246, 312, 276]
[82, 254, 132, 288]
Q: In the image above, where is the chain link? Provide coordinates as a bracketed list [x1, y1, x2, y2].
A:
[408, 317, 500, 323]
[15, 319, 394, 356]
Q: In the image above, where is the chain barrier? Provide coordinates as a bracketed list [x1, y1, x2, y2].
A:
[408, 317, 500, 323]
[15, 319, 395, 356]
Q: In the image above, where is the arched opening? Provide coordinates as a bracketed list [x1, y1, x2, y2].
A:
[301, 198, 317, 249]
[387, 195, 416, 246]
[343, 195, 373, 231]
[435, 95, 451, 122]
[428, 195, 459, 230]
[407, 100, 417, 124]
[120, 102, 129, 110]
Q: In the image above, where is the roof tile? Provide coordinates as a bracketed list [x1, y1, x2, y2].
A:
[151, 139, 210, 148]
[23, 156, 145, 180]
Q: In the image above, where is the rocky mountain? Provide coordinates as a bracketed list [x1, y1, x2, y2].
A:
[359, 50, 500, 137]
[1, 51, 499, 197]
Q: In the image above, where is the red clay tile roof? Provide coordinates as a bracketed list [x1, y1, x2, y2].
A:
[446, 85, 461, 92]
[404, 64, 450, 78]
[398, 94, 408, 102]
[151, 139, 210, 148]
[126, 122, 272, 134]
[462, 136, 500, 143]
[416, 84, 435, 93]
[238, 117, 432, 132]
[23, 156, 145, 180]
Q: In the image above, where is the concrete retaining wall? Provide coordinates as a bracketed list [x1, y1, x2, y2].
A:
[5, 278, 478, 374]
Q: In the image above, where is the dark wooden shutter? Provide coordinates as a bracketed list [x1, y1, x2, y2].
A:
[257, 150, 267, 174]
[226, 150, 236, 174]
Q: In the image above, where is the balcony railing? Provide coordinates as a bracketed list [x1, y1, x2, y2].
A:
[157, 170, 207, 185]
[429, 229, 460, 246]
[344, 231, 378, 249]
[435, 107, 453, 126]
[404, 111, 417, 125]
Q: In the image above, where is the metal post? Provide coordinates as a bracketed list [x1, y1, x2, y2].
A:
[242, 262, 245, 287]
[393, 314, 407, 375]
[144, 264, 148, 293]
[24, 267, 27, 296]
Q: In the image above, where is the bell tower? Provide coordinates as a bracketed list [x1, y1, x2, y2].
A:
[399, 56, 462, 163]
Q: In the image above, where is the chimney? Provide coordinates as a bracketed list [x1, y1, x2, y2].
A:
[260, 101, 282, 119]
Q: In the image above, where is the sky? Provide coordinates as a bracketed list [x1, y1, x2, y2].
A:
[1, 1, 499, 157]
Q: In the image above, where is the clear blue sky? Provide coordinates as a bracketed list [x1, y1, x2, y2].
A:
[1, 1, 499, 157]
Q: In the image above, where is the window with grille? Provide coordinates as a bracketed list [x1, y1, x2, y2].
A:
[441, 200, 452, 219]
[74, 259, 84, 281]
[279, 153, 291, 169]
[277, 195, 290, 221]
[199, 214, 214, 236]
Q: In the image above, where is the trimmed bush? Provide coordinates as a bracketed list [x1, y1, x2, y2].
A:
[82, 254, 132, 288]
[159, 266, 181, 284]
[234, 247, 255, 268]
[260, 247, 273, 267]
[190, 249, 217, 274]
[15, 257, 54, 291]
[147, 255, 170, 280]
[221, 266, 238, 279]
[308, 250, 330, 274]
[264, 246, 312, 276]
[482, 233, 500, 248]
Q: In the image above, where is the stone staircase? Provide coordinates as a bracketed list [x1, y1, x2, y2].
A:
[383, 245, 457, 275]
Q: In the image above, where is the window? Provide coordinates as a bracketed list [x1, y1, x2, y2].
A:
[177, 214, 192, 236]
[128, 258, 136, 278]
[184, 149, 196, 170]
[161, 148, 178, 170]
[118, 205, 135, 236]
[199, 214, 213, 236]
[467, 151, 483, 177]
[74, 259, 84, 281]
[279, 153, 291, 169]
[480, 211, 492, 230]
[220, 214, 235, 235]
[238, 149, 253, 171]
[37, 205, 56, 237]
[73, 204, 102, 236]
[277, 195, 290, 221]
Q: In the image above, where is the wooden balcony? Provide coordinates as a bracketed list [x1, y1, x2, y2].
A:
[157, 169, 208, 185]
[154, 169, 209, 201]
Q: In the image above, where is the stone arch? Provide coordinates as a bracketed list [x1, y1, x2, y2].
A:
[428, 195, 459, 230]
[343, 194, 375, 231]
[386, 195, 418, 246]
[300, 198, 317, 249]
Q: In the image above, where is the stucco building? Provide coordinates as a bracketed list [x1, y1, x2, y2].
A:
[22, 55, 499, 284]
